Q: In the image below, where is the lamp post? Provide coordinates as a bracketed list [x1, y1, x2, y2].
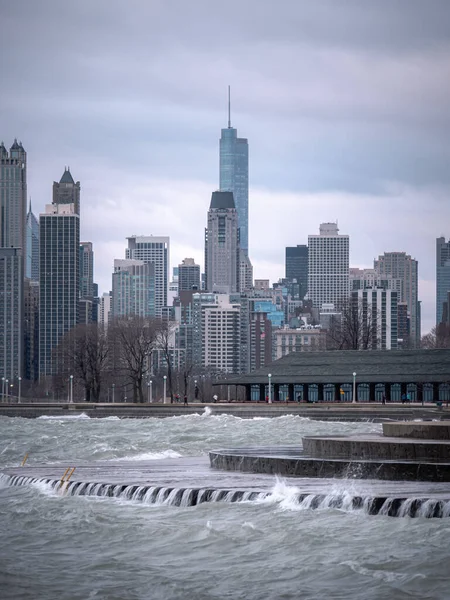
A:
[149, 379, 153, 403]
[18, 377, 22, 404]
[112, 383, 115, 403]
[5, 380, 9, 402]
[163, 375, 167, 404]
[268, 373, 272, 404]
[70, 375, 73, 403]
[352, 372, 357, 404]
[147, 381, 150, 403]
[1, 377, 4, 402]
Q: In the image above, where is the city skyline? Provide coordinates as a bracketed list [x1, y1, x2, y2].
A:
[2, 1, 449, 335]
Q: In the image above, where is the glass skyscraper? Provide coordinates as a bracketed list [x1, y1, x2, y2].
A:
[436, 237, 450, 325]
[219, 94, 249, 254]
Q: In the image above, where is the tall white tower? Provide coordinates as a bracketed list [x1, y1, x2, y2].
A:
[308, 222, 349, 310]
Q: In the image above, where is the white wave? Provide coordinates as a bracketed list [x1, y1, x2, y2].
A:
[202, 407, 212, 417]
[256, 476, 301, 509]
[111, 449, 183, 461]
[37, 412, 90, 420]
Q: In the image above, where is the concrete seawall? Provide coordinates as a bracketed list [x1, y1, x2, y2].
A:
[0, 402, 448, 421]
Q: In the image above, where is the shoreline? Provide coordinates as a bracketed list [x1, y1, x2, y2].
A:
[0, 401, 448, 421]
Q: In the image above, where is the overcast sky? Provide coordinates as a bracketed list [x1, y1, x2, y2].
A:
[1, 0, 449, 334]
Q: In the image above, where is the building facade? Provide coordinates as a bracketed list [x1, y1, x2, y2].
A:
[285, 245, 308, 299]
[0, 141, 27, 380]
[125, 236, 169, 317]
[112, 259, 155, 318]
[351, 288, 398, 350]
[436, 237, 450, 326]
[39, 203, 80, 377]
[53, 168, 80, 215]
[308, 223, 349, 310]
[178, 257, 201, 292]
[26, 203, 39, 282]
[80, 242, 94, 298]
[205, 191, 239, 294]
[219, 97, 249, 254]
[374, 251, 419, 345]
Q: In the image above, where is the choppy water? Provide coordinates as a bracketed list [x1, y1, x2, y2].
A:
[0, 411, 449, 600]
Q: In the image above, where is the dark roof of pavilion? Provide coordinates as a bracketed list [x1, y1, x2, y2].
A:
[224, 349, 450, 385]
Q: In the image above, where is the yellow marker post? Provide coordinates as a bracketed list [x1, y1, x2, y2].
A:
[21, 453, 29, 467]
[59, 467, 71, 487]
[66, 467, 76, 483]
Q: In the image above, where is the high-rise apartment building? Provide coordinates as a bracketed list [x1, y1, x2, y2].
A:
[39, 202, 80, 377]
[436, 237, 450, 325]
[308, 223, 349, 310]
[374, 252, 419, 345]
[125, 236, 169, 317]
[219, 90, 249, 254]
[285, 245, 308, 299]
[26, 202, 39, 282]
[178, 258, 201, 292]
[351, 288, 399, 350]
[24, 278, 39, 381]
[53, 168, 80, 215]
[99, 292, 111, 328]
[0, 140, 27, 380]
[191, 292, 241, 373]
[111, 259, 155, 318]
[205, 191, 239, 294]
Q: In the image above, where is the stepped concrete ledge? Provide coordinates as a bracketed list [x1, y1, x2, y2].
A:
[382, 421, 450, 439]
[209, 422, 450, 482]
[2, 457, 450, 517]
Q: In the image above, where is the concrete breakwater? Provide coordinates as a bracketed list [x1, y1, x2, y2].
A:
[0, 402, 448, 421]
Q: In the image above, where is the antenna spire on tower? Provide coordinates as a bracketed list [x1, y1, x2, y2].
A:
[228, 85, 231, 128]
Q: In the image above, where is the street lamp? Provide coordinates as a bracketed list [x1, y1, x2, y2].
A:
[18, 377, 22, 404]
[149, 379, 153, 403]
[147, 381, 150, 403]
[163, 375, 167, 404]
[1, 377, 4, 402]
[70, 375, 74, 403]
[352, 372, 357, 404]
[268, 373, 272, 404]
[5, 380, 9, 402]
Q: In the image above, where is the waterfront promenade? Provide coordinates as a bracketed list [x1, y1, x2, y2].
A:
[0, 401, 448, 421]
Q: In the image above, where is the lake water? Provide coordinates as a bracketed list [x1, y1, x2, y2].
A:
[0, 411, 449, 600]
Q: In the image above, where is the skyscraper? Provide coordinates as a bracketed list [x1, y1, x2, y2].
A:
[219, 89, 249, 254]
[0, 140, 27, 380]
[178, 258, 201, 292]
[112, 259, 155, 318]
[436, 237, 450, 325]
[26, 202, 39, 282]
[39, 202, 80, 377]
[308, 223, 349, 310]
[285, 245, 308, 299]
[125, 236, 169, 317]
[80, 242, 94, 298]
[374, 252, 419, 345]
[53, 168, 80, 215]
[205, 191, 240, 294]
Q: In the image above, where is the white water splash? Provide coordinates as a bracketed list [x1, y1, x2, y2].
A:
[202, 406, 213, 417]
[112, 449, 183, 461]
[37, 412, 90, 420]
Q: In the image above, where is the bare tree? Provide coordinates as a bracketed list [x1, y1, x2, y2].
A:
[326, 297, 380, 350]
[109, 316, 159, 403]
[56, 323, 110, 401]
[157, 321, 177, 403]
[421, 323, 450, 349]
